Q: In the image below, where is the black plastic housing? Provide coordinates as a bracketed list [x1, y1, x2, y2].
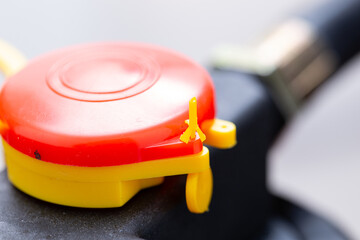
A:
[0, 69, 284, 239]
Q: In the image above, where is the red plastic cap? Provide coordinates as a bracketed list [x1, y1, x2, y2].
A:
[0, 43, 216, 167]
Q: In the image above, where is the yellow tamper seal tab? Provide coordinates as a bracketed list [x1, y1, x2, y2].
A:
[180, 97, 206, 143]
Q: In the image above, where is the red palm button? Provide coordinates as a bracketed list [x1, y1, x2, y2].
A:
[0, 43, 216, 167]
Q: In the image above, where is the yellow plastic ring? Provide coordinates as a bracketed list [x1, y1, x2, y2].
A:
[185, 167, 213, 214]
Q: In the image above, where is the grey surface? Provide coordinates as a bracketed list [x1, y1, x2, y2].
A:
[0, 0, 319, 63]
[0, 170, 176, 240]
[270, 53, 360, 239]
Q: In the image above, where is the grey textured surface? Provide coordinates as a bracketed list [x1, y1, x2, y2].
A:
[0, 170, 184, 240]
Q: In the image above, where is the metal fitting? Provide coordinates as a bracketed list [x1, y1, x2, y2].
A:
[212, 19, 337, 118]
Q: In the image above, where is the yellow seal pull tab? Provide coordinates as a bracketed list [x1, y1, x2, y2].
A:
[180, 97, 206, 144]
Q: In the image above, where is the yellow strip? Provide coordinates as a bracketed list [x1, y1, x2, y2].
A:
[8, 158, 164, 208]
[3, 140, 209, 182]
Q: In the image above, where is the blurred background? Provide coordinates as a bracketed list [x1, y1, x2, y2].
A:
[1, 0, 360, 238]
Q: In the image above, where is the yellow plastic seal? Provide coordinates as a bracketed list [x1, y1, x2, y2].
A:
[180, 97, 206, 144]
[4, 139, 211, 212]
[186, 168, 213, 213]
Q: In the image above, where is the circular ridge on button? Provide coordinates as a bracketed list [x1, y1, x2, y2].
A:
[46, 49, 161, 102]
